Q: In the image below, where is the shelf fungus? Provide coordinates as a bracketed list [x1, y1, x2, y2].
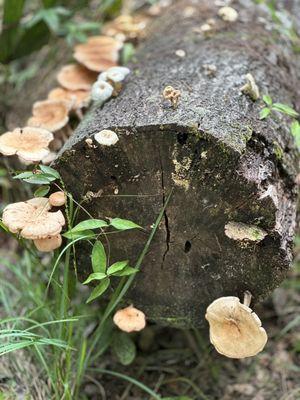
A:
[34, 234, 62, 252]
[2, 197, 65, 240]
[73, 36, 122, 73]
[94, 129, 119, 146]
[224, 221, 267, 242]
[28, 100, 70, 132]
[240, 73, 260, 101]
[57, 64, 97, 91]
[0, 127, 53, 163]
[48, 87, 91, 111]
[205, 293, 268, 358]
[113, 305, 146, 333]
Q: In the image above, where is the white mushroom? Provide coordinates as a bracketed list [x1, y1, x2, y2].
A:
[113, 305, 146, 332]
[91, 80, 114, 103]
[34, 234, 62, 252]
[218, 6, 238, 22]
[240, 73, 260, 101]
[94, 129, 119, 146]
[205, 294, 268, 358]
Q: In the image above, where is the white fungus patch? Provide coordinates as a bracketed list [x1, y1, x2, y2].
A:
[218, 6, 238, 22]
[240, 73, 260, 101]
[91, 80, 114, 103]
[225, 221, 267, 242]
[94, 129, 119, 146]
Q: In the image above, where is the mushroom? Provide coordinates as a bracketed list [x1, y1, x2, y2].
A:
[91, 80, 114, 103]
[49, 191, 66, 207]
[98, 66, 131, 83]
[113, 305, 146, 333]
[0, 127, 53, 162]
[73, 36, 122, 73]
[94, 129, 119, 146]
[27, 100, 70, 132]
[205, 293, 268, 358]
[218, 6, 238, 22]
[57, 64, 97, 91]
[163, 85, 181, 108]
[2, 197, 65, 239]
[103, 15, 148, 41]
[42, 151, 57, 165]
[34, 234, 62, 252]
[240, 73, 260, 101]
[48, 87, 91, 111]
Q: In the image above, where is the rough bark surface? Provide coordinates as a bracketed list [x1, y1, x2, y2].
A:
[56, 0, 299, 327]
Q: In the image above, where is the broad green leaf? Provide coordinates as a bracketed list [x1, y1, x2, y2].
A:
[23, 174, 55, 185]
[83, 272, 107, 285]
[86, 278, 110, 303]
[112, 266, 138, 277]
[110, 218, 141, 231]
[112, 332, 136, 366]
[107, 260, 129, 275]
[69, 219, 108, 233]
[272, 103, 299, 118]
[34, 185, 50, 197]
[92, 241, 107, 273]
[13, 171, 34, 180]
[62, 229, 95, 240]
[39, 165, 60, 179]
[259, 107, 271, 120]
[262, 94, 272, 106]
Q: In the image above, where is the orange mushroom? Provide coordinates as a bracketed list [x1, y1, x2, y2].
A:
[57, 64, 97, 91]
[48, 87, 91, 110]
[103, 15, 148, 40]
[0, 127, 53, 162]
[73, 36, 122, 72]
[34, 234, 62, 252]
[27, 100, 70, 132]
[49, 191, 66, 207]
[113, 305, 146, 333]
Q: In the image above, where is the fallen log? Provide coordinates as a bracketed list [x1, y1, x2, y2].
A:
[56, 0, 299, 327]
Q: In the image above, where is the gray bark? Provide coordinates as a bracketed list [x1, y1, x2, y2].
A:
[55, 0, 299, 327]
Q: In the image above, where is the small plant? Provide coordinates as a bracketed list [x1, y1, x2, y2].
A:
[260, 94, 299, 149]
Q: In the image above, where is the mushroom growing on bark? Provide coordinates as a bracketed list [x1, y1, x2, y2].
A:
[205, 293, 268, 358]
[2, 197, 65, 239]
[34, 234, 62, 252]
[91, 80, 114, 103]
[94, 129, 119, 146]
[103, 15, 148, 41]
[57, 64, 97, 91]
[0, 127, 53, 162]
[113, 305, 146, 332]
[240, 73, 260, 101]
[73, 36, 122, 72]
[27, 100, 70, 132]
[48, 87, 91, 111]
[49, 191, 66, 207]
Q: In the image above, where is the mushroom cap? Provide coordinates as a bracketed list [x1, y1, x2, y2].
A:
[74, 36, 122, 72]
[27, 100, 70, 132]
[205, 296, 268, 359]
[34, 234, 62, 252]
[0, 127, 53, 162]
[57, 64, 97, 91]
[3, 197, 65, 239]
[218, 6, 238, 22]
[49, 191, 66, 207]
[103, 15, 148, 40]
[113, 305, 146, 332]
[42, 151, 57, 165]
[98, 66, 131, 83]
[91, 80, 114, 103]
[48, 87, 91, 110]
[94, 129, 119, 146]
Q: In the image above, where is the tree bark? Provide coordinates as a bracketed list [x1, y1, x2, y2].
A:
[55, 0, 299, 327]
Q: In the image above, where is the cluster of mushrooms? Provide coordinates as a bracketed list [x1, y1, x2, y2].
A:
[0, 4, 268, 358]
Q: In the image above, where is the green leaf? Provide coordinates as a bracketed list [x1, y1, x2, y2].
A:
[86, 278, 110, 303]
[112, 332, 136, 366]
[272, 103, 299, 118]
[107, 260, 129, 275]
[259, 107, 271, 120]
[262, 94, 272, 106]
[92, 241, 107, 273]
[39, 165, 60, 179]
[112, 266, 138, 277]
[62, 229, 95, 240]
[110, 218, 141, 231]
[69, 219, 108, 233]
[13, 171, 34, 180]
[23, 174, 55, 185]
[291, 120, 300, 137]
[34, 185, 50, 197]
[121, 43, 135, 64]
[83, 272, 107, 284]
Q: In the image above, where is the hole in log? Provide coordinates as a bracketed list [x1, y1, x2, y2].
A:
[184, 240, 192, 253]
[177, 132, 188, 145]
